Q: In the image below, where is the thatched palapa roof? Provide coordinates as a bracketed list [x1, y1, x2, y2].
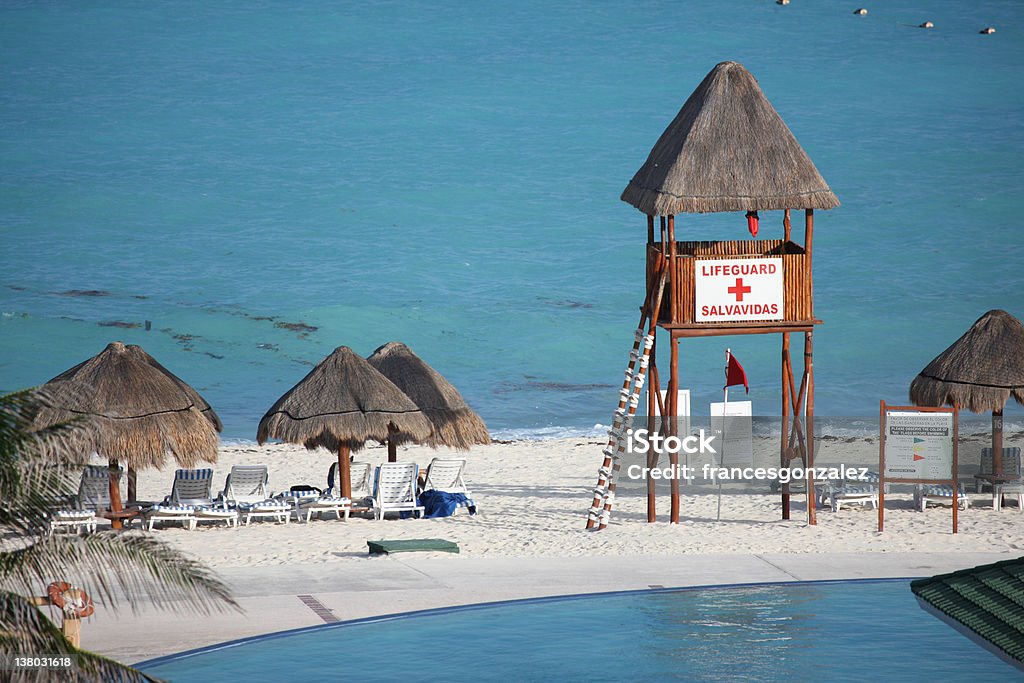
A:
[257, 346, 432, 452]
[367, 342, 490, 450]
[909, 310, 1024, 413]
[621, 61, 839, 215]
[126, 344, 223, 431]
[31, 342, 220, 469]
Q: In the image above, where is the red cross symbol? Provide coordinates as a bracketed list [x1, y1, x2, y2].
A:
[728, 278, 751, 302]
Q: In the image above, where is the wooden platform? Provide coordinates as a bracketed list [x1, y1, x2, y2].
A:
[367, 539, 460, 555]
[660, 319, 823, 337]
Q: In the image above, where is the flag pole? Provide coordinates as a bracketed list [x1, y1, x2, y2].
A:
[719, 348, 730, 521]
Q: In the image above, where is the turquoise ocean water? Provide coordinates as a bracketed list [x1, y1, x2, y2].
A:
[2, 1, 1023, 440]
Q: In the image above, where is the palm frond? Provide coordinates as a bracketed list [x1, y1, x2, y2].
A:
[0, 590, 163, 682]
[0, 533, 238, 615]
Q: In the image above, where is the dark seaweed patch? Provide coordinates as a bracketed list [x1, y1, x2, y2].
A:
[97, 320, 141, 328]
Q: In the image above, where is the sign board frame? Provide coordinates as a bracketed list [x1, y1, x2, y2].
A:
[878, 400, 959, 534]
[694, 257, 784, 323]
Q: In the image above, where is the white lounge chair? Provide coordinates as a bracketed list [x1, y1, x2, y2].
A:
[826, 471, 879, 512]
[423, 458, 477, 514]
[218, 465, 270, 506]
[48, 465, 118, 534]
[143, 469, 238, 530]
[915, 483, 970, 511]
[289, 479, 351, 523]
[975, 447, 1023, 492]
[326, 460, 372, 506]
[993, 480, 1024, 511]
[371, 462, 424, 520]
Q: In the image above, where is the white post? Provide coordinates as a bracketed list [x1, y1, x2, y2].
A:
[719, 348, 731, 521]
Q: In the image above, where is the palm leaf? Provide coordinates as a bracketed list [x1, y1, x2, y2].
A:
[0, 590, 163, 682]
[0, 533, 238, 615]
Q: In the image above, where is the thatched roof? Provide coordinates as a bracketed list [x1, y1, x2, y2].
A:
[257, 346, 432, 452]
[124, 344, 223, 431]
[621, 61, 839, 215]
[367, 342, 490, 450]
[31, 342, 220, 469]
[910, 310, 1024, 413]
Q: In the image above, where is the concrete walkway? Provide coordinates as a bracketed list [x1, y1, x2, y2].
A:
[73, 551, 1013, 665]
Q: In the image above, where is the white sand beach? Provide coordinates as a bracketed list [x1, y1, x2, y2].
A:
[72, 433, 1024, 664]
[128, 434, 1024, 567]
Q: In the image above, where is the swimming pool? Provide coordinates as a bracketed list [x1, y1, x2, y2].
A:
[138, 580, 1017, 681]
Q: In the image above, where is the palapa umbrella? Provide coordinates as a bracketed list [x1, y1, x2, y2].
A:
[909, 310, 1024, 474]
[367, 342, 490, 461]
[620, 60, 839, 216]
[32, 341, 221, 526]
[257, 346, 432, 498]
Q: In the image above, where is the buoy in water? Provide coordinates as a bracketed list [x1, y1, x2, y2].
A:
[979, 27, 996, 34]
[777, 0, 790, 5]
[854, 8, 867, 15]
[919, 21, 934, 29]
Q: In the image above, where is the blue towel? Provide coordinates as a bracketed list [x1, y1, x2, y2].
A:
[419, 490, 476, 518]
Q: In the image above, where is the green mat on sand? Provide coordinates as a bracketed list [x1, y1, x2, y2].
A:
[367, 539, 460, 555]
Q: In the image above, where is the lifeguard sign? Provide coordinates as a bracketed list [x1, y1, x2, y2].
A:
[696, 258, 784, 322]
[878, 401, 959, 534]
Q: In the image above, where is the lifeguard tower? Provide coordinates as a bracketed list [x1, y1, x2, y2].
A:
[587, 61, 838, 529]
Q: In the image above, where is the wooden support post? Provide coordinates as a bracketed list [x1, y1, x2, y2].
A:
[804, 207, 816, 526]
[108, 459, 123, 530]
[338, 444, 352, 499]
[667, 215, 676, 324]
[993, 409, 1004, 476]
[646, 330, 658, 523]
[63, 617, 82, 648]
[783, 209, 791, 243]
[805, 209, 814, 314]
[669, 334, 680, 524]
[647, 214, 655, 245]
[781, 332, 791, 520]
[127, 467, 137, 505]
[387, 426, 398, 463]
[805, 330, 816, 525]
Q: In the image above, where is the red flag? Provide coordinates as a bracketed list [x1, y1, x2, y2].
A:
[725, 354, 749, 393]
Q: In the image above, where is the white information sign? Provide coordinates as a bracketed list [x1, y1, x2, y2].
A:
[695, 258, 784, 323]
[710, 400, 753, 466]
[884, 411, 954, 480]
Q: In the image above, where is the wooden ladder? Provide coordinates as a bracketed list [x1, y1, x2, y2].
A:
[586, 265, 667, 530]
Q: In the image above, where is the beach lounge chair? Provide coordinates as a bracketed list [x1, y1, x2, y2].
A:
[914, 483, 970, 511]
[287, 479, 351, 523]
[975, 447, 1023, 492]
[216, 464, 291, 525]
[422, 458, 476, 514]
[326, 461, 373, 505]
[992, 480, 1024, 511]
[218, 465, 270, 506]
[371, 462, 424, 520]
[48, 465, 118, 534]
[825, 471, 879, 512]
[143, 469, 238, 530]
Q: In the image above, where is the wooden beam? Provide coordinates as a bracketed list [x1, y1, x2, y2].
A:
[108, 459, 123, 530]
[666, 320, 822, 338]
[993, 409, 1004, 475]
[669, 334, 680, 524]
[338, 444, 352, 499]
[805, 331, 816, 525]
[647, 330, 658, 523]
[781, 332, 791, 520]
